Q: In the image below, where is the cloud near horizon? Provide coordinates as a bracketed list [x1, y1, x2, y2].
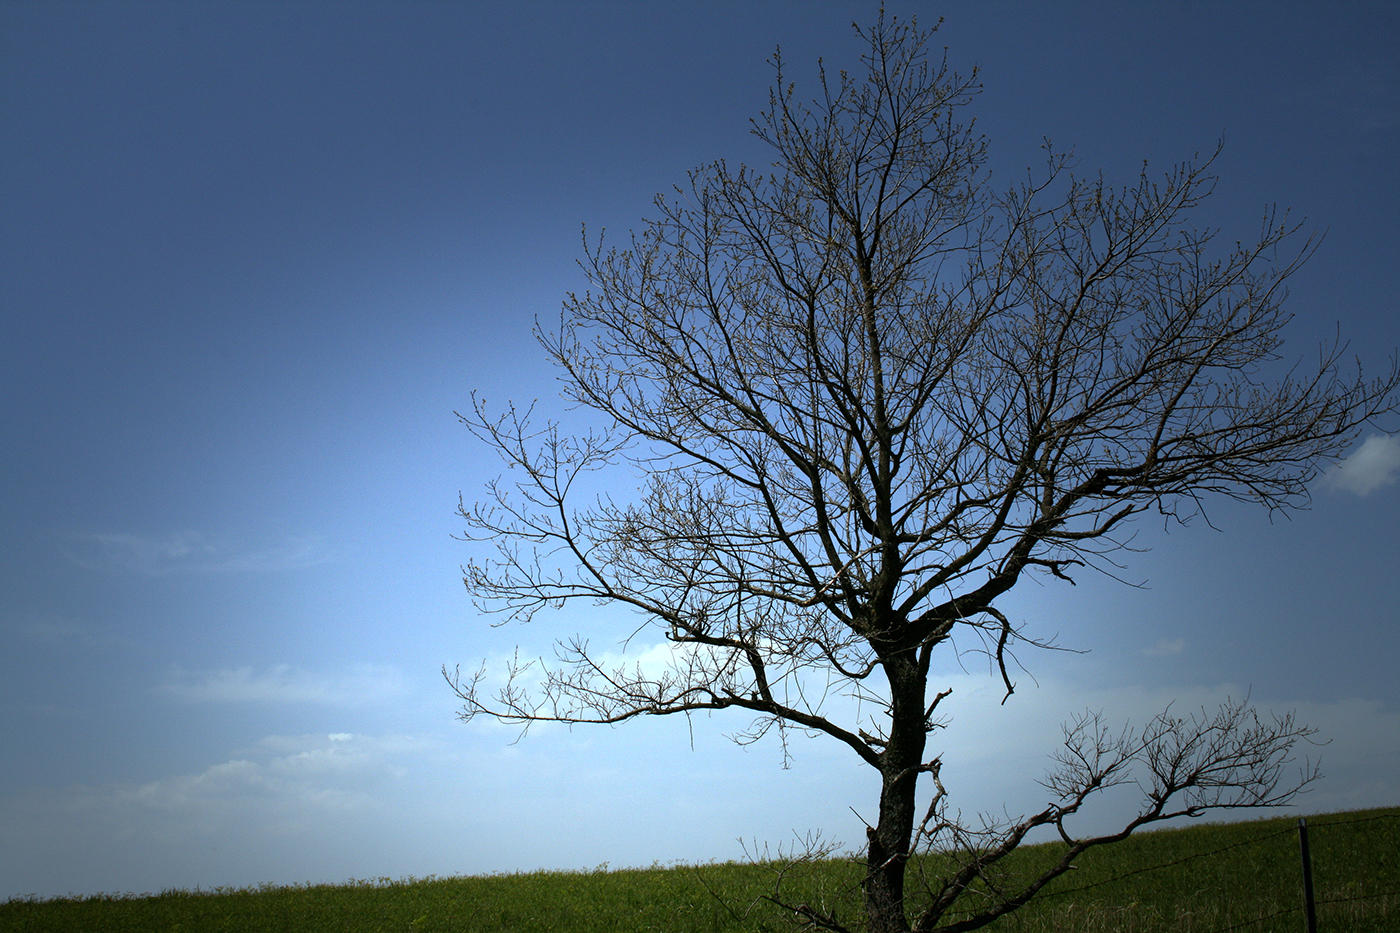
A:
[4, 681, 1396, 901]
[0, 732, 440, 897]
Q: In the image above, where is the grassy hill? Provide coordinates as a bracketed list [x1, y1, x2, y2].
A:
[3, 806, 1396, 932]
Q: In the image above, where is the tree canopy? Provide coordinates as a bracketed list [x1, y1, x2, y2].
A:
[450, 14, 1397, 932]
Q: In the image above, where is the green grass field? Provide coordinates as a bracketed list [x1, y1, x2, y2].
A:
[3, 806, 1395, 932]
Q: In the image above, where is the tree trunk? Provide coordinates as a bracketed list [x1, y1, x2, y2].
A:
[864, 654, 927, 933]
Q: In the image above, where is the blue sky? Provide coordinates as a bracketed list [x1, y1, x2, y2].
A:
[3, 0, 1397, 900]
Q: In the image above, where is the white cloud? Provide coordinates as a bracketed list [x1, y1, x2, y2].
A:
[66, 531, 329, 575]
[594, 639, 699, 680]
[159, 664, 405, 706]
[1323, 434, 1400, 496]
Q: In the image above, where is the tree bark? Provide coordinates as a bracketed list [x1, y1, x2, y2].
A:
[865, 652, 927, 933]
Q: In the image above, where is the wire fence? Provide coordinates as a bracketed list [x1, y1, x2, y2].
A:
[1029, 811, 1400, 932]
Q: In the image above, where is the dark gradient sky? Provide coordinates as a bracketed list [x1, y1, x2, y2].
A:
[3, 1, 1397, 899]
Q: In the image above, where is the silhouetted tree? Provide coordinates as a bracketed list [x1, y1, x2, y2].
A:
[449, 14, 1397, 932]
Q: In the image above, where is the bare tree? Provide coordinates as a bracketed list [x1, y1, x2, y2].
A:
[448, 14, 1397, 933]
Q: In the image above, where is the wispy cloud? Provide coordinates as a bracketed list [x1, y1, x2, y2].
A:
[1323, 434, 1400, 496]
[4, 684, 1397, 901]
[65, 531, 329, 576]
[15, 615, 127, 651]
[159, 664, 406, 706]
[922, 673, 1400, 838]
[0, 731, 461, 897]
[1142, 638, 1185, 658]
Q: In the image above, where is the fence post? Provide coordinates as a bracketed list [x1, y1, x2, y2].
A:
[1297, 817, 1318, 933]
